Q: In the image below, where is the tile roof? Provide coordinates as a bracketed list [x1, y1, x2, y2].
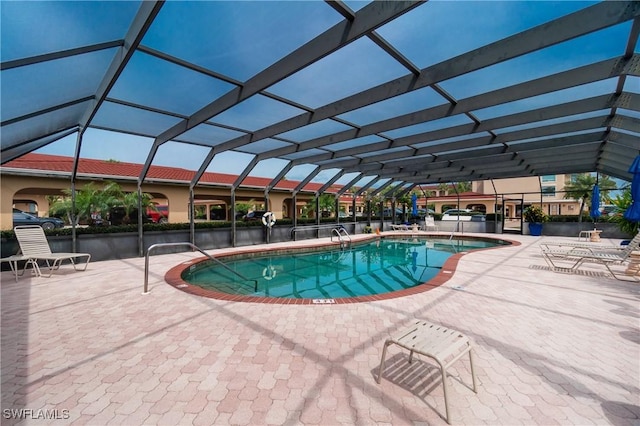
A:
[2, 153, 335, 193]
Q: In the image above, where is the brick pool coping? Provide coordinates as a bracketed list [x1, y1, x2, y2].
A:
[164, 234, 521, 305]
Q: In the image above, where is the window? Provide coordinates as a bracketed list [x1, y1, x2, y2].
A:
[542, 186, 556, 197]
[541, 175, 556, 182]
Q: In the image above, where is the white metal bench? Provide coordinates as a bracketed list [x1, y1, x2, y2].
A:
[376, 320, 478, 424]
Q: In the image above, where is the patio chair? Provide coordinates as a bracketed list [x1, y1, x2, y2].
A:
[14, 225, 91, 277]
[540, 232, 639, 280]
[424, 216, 439, 232]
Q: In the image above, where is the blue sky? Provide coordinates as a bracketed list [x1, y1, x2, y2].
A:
[2, 1, 636, 185]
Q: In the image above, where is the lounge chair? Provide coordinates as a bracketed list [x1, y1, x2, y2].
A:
[540, 232, 639, 280]
[542, 231, 640, 252]
[424, 216, 439, 232]
[14, 225, 91, 277]
[390, 223, 409, 231]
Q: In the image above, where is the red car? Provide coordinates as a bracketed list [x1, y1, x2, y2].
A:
[147, 205, 169, 223]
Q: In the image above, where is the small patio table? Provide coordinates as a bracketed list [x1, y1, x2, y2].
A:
[376, 320, 478, 424]
[0, 255, 40, 281]
[578, 229, 603, 242]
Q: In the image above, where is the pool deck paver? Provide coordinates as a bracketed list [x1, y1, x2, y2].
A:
[1, 233, 639, 425]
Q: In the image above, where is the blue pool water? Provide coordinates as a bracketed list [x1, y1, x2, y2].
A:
[182, 237, 506, 300]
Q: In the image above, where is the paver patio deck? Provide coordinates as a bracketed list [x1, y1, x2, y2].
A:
[1, 233, 638, 425]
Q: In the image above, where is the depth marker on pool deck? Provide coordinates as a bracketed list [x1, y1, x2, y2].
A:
[313, 299, 336, 304]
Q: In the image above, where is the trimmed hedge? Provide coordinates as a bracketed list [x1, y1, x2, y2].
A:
[0, 216, 370, 239]
[546, 214, 613, 223]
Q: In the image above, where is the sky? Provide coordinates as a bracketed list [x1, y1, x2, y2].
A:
[2, 0, 637, 186]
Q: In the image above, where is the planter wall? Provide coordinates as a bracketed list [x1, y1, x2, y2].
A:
[2, 221, 632, 270]
[433, 221, 490, 234]
[77, 232, 139, 260]
[542, 222, 631, 239]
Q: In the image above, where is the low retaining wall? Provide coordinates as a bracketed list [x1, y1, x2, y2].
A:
[1, 223, 365, 264]
[539, 222, 631, 239]
[1, 221, 632, 267]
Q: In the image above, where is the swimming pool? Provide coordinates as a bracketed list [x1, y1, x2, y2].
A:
[167, 236, 512, 304]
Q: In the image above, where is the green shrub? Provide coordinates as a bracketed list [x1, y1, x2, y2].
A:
[523, 206, 548, 223]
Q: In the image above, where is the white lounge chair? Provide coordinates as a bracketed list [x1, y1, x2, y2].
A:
[424, 216, 439, 232]
[541, 232, 640, 253]
[14, 225, 91, 277]
[540, 232, 639, 280]
[543, 234, 637, 253]
[390, 224, 409, 231]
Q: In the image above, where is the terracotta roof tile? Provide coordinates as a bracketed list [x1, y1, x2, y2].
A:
[2, 153, 334, 193]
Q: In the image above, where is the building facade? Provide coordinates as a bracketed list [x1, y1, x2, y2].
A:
[1, 153, 583, 230]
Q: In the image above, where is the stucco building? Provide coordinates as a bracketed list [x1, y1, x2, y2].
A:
[1, 153, 583, 230]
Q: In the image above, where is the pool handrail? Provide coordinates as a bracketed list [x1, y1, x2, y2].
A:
[143, 242, 258, 294]
[449, 220, 464, 240]
[331, 227, 352, 249]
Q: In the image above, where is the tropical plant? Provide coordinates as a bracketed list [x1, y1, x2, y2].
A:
[523, 205, 549, 223]
[456, 181, 472, 193]
[300, 194, 334, 218]
[235, 200, 255, 216]
[610, 187, 639, 236]
[318, 193, 335, 216]
[49, 181, 121, 226]
[394, 191, 410, 209]
[119, 190, 155, 224]
[367, 193, 384, 216]
[563, 174, 617, 222]
[421, 188, 436, 198]
[47, 182, 155, 226]
[437, 183, 451, 195]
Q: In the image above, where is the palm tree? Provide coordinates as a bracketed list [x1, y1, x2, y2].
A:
[610, 187, 639, 235]
[396, 191, 411, 211]
[437, 183, 450, 195]
[120, 190, 155, 224]
[456, 181, 472, 193]
[48, 182, 155, 226]
[318, 193, 335, 217]
[563, 174, 617, 222]
[364, 192, 383, 216]
[235, 200, 255, 217]
[421, 188, 436, 198]
[303, 193, 335, 218]
[49, 182, 119, 226]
